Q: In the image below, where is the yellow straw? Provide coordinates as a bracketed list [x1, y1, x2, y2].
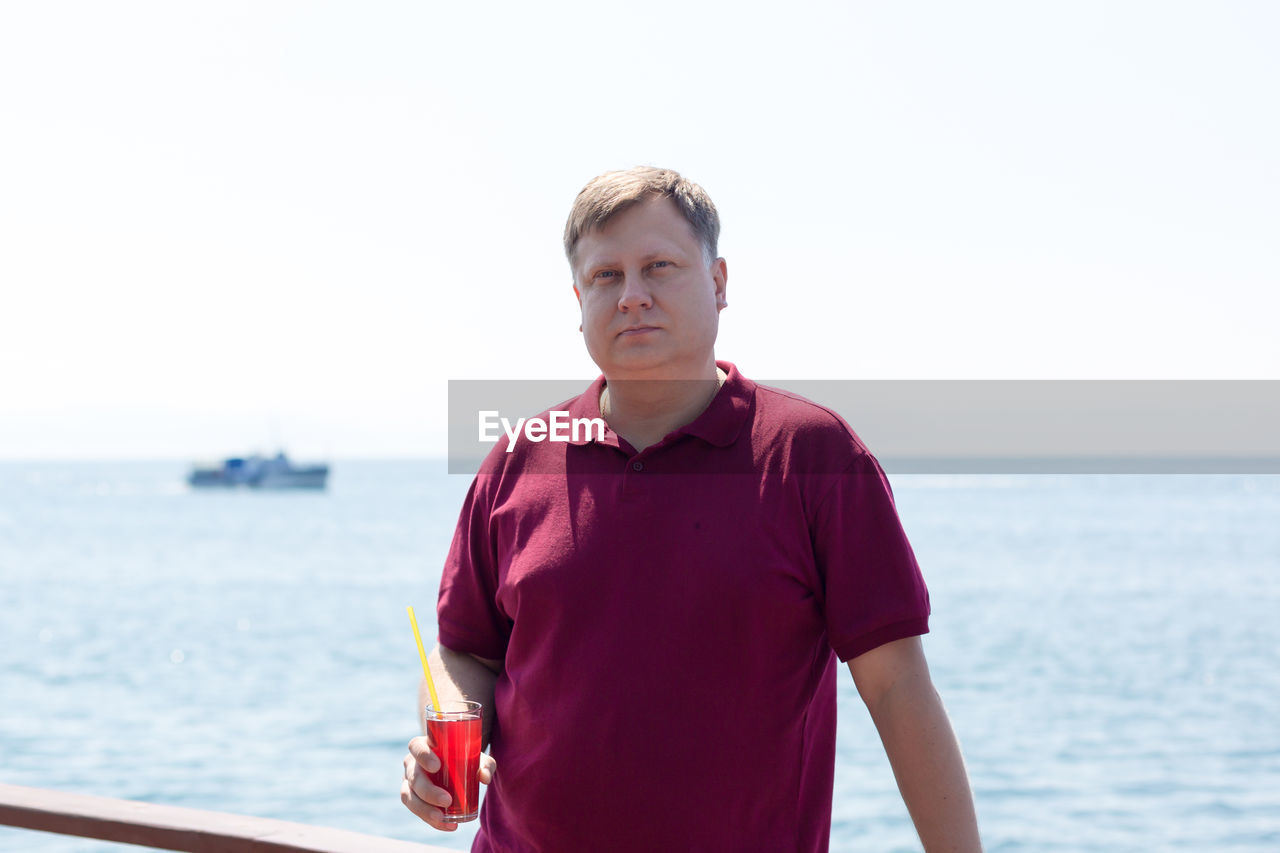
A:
[406, 606, 442, 715]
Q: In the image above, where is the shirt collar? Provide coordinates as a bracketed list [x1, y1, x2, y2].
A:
[565, 360, 755, 449]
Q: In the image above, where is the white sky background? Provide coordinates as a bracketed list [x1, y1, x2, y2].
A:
[1, 1, 1276, 459]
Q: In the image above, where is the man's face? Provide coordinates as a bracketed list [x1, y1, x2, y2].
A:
[572, 196, 728, 380]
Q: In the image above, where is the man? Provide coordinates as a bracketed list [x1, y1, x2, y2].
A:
[402, 167, 982, 851]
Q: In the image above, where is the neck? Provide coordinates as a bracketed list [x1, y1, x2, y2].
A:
[600, 363, 727, 451]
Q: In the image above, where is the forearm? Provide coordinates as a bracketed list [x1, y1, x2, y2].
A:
[868, 679, 981, 852]
[419, 643, 500, 747]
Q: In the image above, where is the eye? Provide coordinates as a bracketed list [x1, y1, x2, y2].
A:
[649, 260, 671, 270]
[592, 270, 617, 281]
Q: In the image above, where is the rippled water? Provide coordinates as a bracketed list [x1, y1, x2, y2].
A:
[1, 462, 1277, 851]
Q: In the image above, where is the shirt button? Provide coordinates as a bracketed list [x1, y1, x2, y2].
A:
[632, 461, 644, 472]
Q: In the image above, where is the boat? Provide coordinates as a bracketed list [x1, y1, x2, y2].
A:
[187, 451, 329, 490]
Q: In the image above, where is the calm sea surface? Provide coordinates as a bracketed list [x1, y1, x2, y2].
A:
[1, 461, 1278, 851]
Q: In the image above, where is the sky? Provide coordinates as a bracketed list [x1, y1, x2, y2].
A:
[2, 1, 1277, 459]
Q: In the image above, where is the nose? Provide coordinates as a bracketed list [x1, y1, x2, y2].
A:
[617, 271, 653, 312]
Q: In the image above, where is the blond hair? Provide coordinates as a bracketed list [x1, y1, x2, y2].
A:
[563, 166, 720, 267]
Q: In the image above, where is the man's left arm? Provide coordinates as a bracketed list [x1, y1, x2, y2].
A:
[848, 635, 982, 853]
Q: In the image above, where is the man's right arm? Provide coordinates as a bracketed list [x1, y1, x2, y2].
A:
[401, 643, 502, 831]
[419, 643, 501, 745]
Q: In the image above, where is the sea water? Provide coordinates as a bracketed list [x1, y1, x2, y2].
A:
[1, 462, 1277, 851]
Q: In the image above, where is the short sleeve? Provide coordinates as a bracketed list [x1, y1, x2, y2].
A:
[811, 452, 931, 661]
[436, 474, 511, 661]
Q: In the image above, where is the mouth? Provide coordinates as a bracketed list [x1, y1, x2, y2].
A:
[618, 325, 659, 337]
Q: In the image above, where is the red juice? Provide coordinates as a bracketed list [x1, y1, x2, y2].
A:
[426, 702, 483, 822]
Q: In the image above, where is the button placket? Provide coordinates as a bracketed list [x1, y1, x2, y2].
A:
[621, 456, 645, 499]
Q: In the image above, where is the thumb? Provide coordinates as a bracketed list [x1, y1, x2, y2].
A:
[478, 753, 497, 785]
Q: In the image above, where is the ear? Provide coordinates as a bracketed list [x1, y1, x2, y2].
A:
[712, 258, 728, 311]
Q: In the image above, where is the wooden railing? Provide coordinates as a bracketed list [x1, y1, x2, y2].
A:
[0, 783, 454, 852]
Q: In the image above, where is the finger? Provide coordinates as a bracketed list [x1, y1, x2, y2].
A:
[407, 737, 441, 773]
[400, 779, 458, 832]
[478, 753, 497, 785]
[403, 759, 453, 809]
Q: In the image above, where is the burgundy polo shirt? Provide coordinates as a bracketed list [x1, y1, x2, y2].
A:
[437, 361, 930, 852]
